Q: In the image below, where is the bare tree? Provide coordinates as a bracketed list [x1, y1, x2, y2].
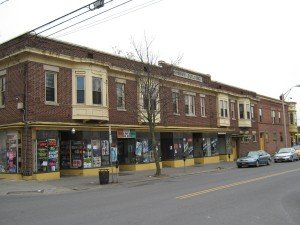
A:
[114, 35, 182, 176]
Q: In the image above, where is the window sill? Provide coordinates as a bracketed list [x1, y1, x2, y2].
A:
[117, 108, 126, 111]
[45, 102, 59, 106]
[185, 114, 196, 117]
[173, 113, 180, 116]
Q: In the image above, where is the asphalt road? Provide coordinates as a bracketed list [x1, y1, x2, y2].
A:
[1, 161, 300, 225]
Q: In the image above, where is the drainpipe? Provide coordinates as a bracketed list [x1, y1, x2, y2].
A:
[22, 62, 30, 176]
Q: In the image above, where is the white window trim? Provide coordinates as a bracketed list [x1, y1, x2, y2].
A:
[116, 82, 126, 110]
[200, 95, 206, 117]
[76, 75, 86, 104]
[172, 91, 179, 115]
[45, 71, 58, 105]
[185, 94, 195, 116]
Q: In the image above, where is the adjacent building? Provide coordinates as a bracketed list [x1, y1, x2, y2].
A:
[0, 34, 296, 180]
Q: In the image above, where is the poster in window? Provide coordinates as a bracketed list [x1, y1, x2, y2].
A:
[101, 140, 109, 156]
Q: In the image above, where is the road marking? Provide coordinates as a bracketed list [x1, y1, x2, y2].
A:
[176, 167, 300, 200]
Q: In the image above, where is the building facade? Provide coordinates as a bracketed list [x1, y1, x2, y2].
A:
[0, 34, 294, 180]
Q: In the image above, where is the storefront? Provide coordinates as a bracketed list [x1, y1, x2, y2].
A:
[116, 129, 159, 171]
[160, 132, 233, 167]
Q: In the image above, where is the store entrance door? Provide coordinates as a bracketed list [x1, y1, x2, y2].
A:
[117, 138, 135, 164]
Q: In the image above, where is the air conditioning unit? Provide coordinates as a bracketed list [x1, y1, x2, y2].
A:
[17, 102, 24, 109]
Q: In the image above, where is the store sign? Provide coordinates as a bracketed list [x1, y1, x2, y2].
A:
[117, 129, 136, 138]
[174, 69, 203, 82]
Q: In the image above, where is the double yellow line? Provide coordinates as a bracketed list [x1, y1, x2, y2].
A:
[176, 167, 300, 200]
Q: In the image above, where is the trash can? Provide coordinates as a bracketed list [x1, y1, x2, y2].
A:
[99, 169, 109, 185]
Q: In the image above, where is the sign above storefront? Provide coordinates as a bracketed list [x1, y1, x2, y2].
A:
[117, 129, 136, 138]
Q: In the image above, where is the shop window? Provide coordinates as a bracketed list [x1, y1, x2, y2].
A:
[76, 76, 85, 104]
[0, 75, 5, 107]
[202, 137, 218, 157]
[0, 132, 20, 173]
[45, 71, 57, 103]
[92, 77, 102, 105]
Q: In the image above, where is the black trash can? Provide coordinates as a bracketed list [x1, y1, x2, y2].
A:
[99, 169, 109, 185]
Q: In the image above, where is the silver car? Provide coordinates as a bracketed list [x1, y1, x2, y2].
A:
[274, 148, 299, 163]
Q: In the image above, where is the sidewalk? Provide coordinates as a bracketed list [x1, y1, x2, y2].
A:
[0, 162, 236, 196]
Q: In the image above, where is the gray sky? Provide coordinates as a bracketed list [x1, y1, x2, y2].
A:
[1, 0, 300, 121]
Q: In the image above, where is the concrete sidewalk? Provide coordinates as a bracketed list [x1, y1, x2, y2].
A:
[0, 162, 236, 196]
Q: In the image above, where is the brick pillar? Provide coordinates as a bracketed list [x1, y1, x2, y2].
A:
[22, 125, 33, 176]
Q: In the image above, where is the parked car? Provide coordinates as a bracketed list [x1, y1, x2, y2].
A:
[293, 145, 300, 158]
[274, 148, 299, 163]
[236, 150, 271, 168]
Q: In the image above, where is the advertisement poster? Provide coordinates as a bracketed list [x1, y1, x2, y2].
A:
[92, 140, 101, 167]
[101, 140, 109, 156]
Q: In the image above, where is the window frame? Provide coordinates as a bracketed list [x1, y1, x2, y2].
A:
[219, 100, 228, 118]
[45, 71, 57, 104]
[230, 102, 235, 119]
[200, 95, 206, 117]
[116, 82, 125, 110]
[172, 91, 179, 114]
[76, 75, 85, 104]
[184, 94, 195, 116]
[92, 76, 102, 105]
[0, 75, 5, 107]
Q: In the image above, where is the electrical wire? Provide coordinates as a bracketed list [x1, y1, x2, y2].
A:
[55, 0, 162, 39]
[0, 0, 9, 5]
[46, 0, 134, 38]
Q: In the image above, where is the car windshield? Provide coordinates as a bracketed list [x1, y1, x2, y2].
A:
[247, 151, 259, 157]
[278, 148, 291, 153]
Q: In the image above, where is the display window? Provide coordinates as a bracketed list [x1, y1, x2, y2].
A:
[60, 131, 115, 169]
[202, 133, 218, 157]
[0, 131, 20, 173]
[36, 131, 59, 173]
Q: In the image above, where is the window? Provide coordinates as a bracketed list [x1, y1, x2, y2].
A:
[76, 76, 85, 104]
[142, 84, 157, 111]
[45, 71, 57, 103]
[239, 104, 244, 119]
[185, 95, 195, 115]
[251, 105, 254, 120]
[230, 102, 235, 119]
[273, 132, 277, 141]
[116, 83, 125, 109]
[280, 132, 283, 142]
[172, 92, 179, 114]
[0, 76, 5, 107]
[278, 112, 281, 124]
[200, 95, 206, 117]
[271, 110, 275, 124]
[92, 77, 102, 105]
[219, 100, 228, 118]
[289, 112, 295, 125]
[246, 104, 250, 119]
[259, 108, 262, 122]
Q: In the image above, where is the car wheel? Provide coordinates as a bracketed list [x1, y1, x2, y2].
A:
[237, 165, 242, 168]
[256, 160, 259, 167]
[267, 159, 271, 165]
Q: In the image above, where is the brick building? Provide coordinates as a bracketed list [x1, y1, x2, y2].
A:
[0, 34, 295, 180]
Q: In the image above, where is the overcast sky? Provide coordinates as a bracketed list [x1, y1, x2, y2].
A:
[1, 0, 300, 121]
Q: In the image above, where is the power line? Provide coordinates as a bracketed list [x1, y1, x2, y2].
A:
[0, 0, 9, 5]
[55, 0, 163, 39]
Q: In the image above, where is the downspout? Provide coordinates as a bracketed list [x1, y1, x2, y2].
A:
[22, 62, 29, 176]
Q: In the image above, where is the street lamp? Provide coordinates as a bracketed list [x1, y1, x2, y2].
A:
[281, 85, 300, 147]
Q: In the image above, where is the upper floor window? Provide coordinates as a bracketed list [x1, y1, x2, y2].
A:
[172, 91, 179, 114]
[76, 76, 85, 104]
[185, 94, 195, 116]
[92, 77, 102, 105]
[230, 102, 235, 119]
[116, 82, 125, 109]
[246, 104, 250, 119]
[251, 105, 255, 120]
[0, 75, 5, 107]
[278, 112, 281, 124]
[259, 108, 263, 122]
[271, 110, 275, 124]
[142, 84, 158, 111]
[239, 104, 244, 119]
[219, 100, 228, 118]
[45, 71, 57, 103]
[289, 112, 296, 125]
[200, 95, 206, 117]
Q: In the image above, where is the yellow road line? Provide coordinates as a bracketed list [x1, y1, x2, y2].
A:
[176, 168, 300, 200]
